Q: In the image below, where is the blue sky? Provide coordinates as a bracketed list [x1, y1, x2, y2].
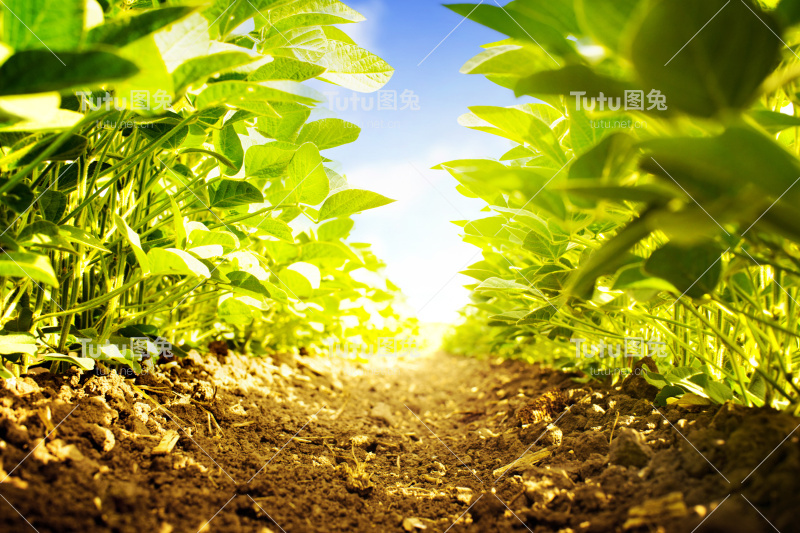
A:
[308, 0, 526, 323]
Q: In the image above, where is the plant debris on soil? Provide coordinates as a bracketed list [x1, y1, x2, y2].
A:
[0, 352, 798, 532]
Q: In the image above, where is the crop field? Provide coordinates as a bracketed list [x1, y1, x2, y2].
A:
[0, 0, 799, 532]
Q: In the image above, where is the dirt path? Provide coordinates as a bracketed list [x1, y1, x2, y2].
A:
[0, 351, 799, 532]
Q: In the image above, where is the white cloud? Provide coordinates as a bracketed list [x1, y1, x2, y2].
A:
[344, 139, 497, 324]
[340, 0, 386, 54]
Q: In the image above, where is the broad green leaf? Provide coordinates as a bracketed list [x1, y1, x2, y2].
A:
[517, 306, 557, 325]
[267, 0, 365, 32]
[2, 0, 84, 51]
[112, 37, 174, 114]
[208, 179, 264, 208]
[249, 57, 326, 82]
[256, 102, 310, 142]
[576, 0, 642, 52]
[317, 40, 394, 93]
[631, 0, 780, 117]
[0, 179, 32, 213]
[256, 218, 294, 242]
[612, 265, 676, 292]
[287, 143, 329, 205]
[42, 354, 95, 371]
[227, 271, 271, 300]
[59, 226, 110, 253]
[218, 296, 257, 325]
[262, 26, 328, 63]
[196, 81, 320, 110]
[301, 241, 357, 267]
[475, 277, 531, 293]
[189, 229, 239, 254]
[641, 128, 800, 204]
[318, 189, 394, 221]
[644, 242, 724, 299]
[445, 4, 575, 59]
[245, 143, 297, 179]
[464, 106, 566, 165]
[86, 6, 197, 47]
[0, 51, 139, 96]
[148, 248, 211, 278]
[296, 119, 360, 150]
[280, 268, 314, 298]
[152, 12, 211, 73]
[114, 214, 150, 275]
[38, 190, 67, 222]
[318, 218, 354, 240]
[174, 52, 260, 93]
[214, 124, 244, 175]
[17, 220, 68, 249]
[0, 252, 58, 286]
[0, 332, 37, 355]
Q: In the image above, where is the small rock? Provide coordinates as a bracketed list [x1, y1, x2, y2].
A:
[370, 402, 395, 427]
[402, 517, 426, 531]
[86, 423, 115, 453]
[609, 428, 653, 468]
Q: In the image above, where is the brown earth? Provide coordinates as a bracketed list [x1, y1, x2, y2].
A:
[0, 351, 798, 533]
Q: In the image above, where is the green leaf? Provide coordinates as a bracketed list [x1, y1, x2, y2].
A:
[296, 118, 360, 150]
[148, 248, 211, 278]
[249, 57, 326, 82]
[174, 52, 260, 93]
[631, 0, 781, 117]
[256, 102, 310, 142]
[475, 277, 531, 293]
[42, 354, 95, 371]
[644, 242, 724, 299]
[196, 81, 320, 110]
[256, 218, 294, 242]
[245, 142, 298, 178]
[318, 218, 354, 240]
[463, 106, 566, 165]
[114, 215, 150, 275]
[87, 6, 198, 47]
[227, 271, 272, 300]
[287, 143, 329, 205]
[317, 40, 394, 92]
[188, 229, 239, 255]
[214, 124, 244, 176]
[318, 189, 394, 221]
[208, 179, 264, 208]
[2, 0, 84, 51]
[576, 0, 642, 52]
[59, 226, 110, 253]
[517, 306, 557, 325]
[0, 332, 36, 355]
[445, 3, 574, 59]
[267, 0, 365, 32]
[641, 128, 800, 204]
[0, 179, 33, 214]
[750, 110, 800, 135]
[38, 190, 67, 222]
[0, 51, 139, 96]
[0, 252, 58, 286]
[218, 296, 257, 325]
[655, 385, 685, 406]
[17, 220, 63, 248]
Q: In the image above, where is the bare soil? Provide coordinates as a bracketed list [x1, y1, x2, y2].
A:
[0, 351, 798, 533]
